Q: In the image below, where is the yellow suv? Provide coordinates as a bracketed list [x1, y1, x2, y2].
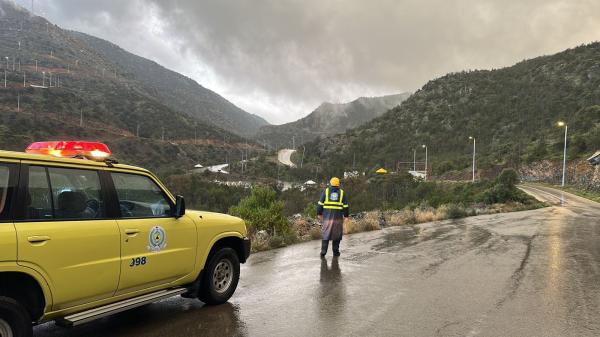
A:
[0, 141, 250, 337]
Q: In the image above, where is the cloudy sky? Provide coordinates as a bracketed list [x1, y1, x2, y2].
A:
[12, 0, 600, 124]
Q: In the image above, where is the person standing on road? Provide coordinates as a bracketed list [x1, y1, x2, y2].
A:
[317, 177, 349, 257]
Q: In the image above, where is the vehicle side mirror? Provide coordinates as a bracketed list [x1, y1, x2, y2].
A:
[174, 195, 186, 218]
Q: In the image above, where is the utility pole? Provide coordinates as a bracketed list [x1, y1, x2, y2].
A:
[35, 60, 38, 72]
[558, 121, 568, 187]
[3, 70, 6, 88]
[422, 144, 428, 181]
[17, 94, 20, 112]
[42, 71, 45, 86]
[23, 73, 25, 87]
[300, 146, 306, 168]
[413, 149, 416, 171]
[469, 136, 476, 182]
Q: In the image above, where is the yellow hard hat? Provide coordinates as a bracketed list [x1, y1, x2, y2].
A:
[330, 177, 340, 187]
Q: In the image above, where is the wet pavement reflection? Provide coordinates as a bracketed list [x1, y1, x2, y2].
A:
[35, 184, 600, 336]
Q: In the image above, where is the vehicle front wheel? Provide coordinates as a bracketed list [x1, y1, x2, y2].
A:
[199, 247, 240, 305]
[0, 296, 33, 337]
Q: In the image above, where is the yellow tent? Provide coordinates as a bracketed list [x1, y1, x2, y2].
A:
[376, 168, 388, 174]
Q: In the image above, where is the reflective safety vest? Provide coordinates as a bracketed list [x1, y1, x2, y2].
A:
[318, 188, 349, 211]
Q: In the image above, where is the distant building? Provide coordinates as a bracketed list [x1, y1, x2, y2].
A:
[588, 151, 600, 166]
[408, 170, 427, 179]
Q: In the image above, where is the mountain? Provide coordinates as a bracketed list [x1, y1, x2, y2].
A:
[255, 93, 410, 148]
[306, 43, 600, 177]
[70, 31, 269, 137]
[0, 1, 260, 176]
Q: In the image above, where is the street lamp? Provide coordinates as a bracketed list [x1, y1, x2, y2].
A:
[422, 144, 428, 181]
[557, 121, 568, 187]
[469, 136, 476, 182]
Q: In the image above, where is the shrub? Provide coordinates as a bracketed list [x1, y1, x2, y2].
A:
[497, 168, 519, 188]
[269, 235, 286, 249]
[229, 187, 290, 237]
[415, 206, 436, 223]
[482, 168, 529, 204]
[345, 211, 381, 234]
[387, 208, 416, 226]
[438, 203, 468, 219]
[303, 202, 317, 218]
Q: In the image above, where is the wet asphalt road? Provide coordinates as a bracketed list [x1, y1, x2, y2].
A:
[35, 184, 600, 337]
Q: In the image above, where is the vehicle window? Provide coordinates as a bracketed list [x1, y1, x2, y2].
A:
[111, 173, 172, 218]
[0, 165, 14, 220]
[26, 166, 53, 220]
[48, 167, 105, 219]
[26, 166, 105, 220]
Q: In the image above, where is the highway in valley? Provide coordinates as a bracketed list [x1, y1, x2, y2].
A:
[277, 149, 297, 167]
[35, 184, 600, 336]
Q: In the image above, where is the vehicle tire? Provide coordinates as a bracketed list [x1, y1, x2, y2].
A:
[199, 247, 240, 305]
[0, 296, 33, 337]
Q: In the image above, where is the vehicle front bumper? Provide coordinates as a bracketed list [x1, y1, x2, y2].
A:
[242, 237, 251, 263]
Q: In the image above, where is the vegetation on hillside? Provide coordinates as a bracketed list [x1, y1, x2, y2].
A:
[306, 43, 600, 178]
[0, 2, 260, 177]
[72, 31, 269, 137]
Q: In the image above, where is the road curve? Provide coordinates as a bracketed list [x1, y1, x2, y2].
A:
[277, 149, 296, 167]
[35, 184, 600, 336]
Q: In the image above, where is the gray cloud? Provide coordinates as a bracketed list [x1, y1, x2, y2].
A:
[13, 0, 600, 123]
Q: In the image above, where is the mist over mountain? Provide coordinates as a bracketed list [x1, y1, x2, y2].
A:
[255, 93, 410, 148]
[306, 43, 600, 176]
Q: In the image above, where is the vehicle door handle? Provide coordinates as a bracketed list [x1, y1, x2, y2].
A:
[124, 229, 140, 236]
[27, 236, 51, 244]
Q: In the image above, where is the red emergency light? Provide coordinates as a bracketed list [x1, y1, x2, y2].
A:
[26, 141, 112, 160]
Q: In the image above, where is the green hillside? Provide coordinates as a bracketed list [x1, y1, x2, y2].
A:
[71, 31, 269, 137]
[307, 43, 600, 177]
[0, 2, 259, 176]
